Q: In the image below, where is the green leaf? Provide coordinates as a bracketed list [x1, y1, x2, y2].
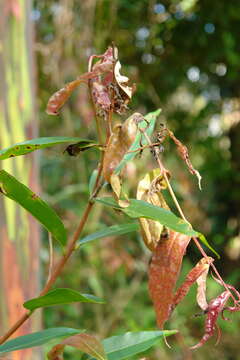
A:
[103, 330, 177, 360]
[23, 288, 105, 310]
[89, 169, 98, 196]
[0, 170, 67, 246]
[78, 223, 139, 246]
[116, 109, 161, 173]
[0, 137, 95, 160]
[95, 197, 219, 258]
[0, 328, 83, 354]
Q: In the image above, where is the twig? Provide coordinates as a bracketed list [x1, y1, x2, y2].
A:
[47, 234, 54, 283]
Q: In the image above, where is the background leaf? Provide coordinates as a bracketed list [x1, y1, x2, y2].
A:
[102, 330, 177, 360]
[0, 170, 67, 246]
[78, 223, 139, 246]
[0, 137, 95, 160]
[23, 288, 105, 310]
[0, 328, 83, 354]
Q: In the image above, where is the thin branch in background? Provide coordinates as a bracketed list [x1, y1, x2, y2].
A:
[47, 234, 54, 283]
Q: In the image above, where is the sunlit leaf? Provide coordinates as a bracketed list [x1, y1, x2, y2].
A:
[23, 288, 105, 311]
[102, 330, 177, 360]
[0, 137, 93, 160]
[136, 168, 169, 251]
[0, 328, 83, 354]
[78, 223, 138, 247]
[0, 170, 67, 246]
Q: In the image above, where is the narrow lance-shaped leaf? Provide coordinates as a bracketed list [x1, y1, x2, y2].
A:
[0, 170, 67, 246]
[148, 231, 191, 328]
[0, 137, 95, 160]
[23, 288, 105, 311]
[172, 257, 213, 312]
[95, 197, 219, 258]
[0, 328, 83, 354]
[102, 330, 177, 360]
[77, 223, 139, 247]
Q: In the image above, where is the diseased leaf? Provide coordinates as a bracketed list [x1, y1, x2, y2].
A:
[0, 328, 83, 354]
[116, 109, 161, 173]
[172, 257, 213, 312]
[103, 113, 143, 182]
[47, 344, 65, 360]
[47, 46, 115, 115]
[0, 137, 93, 160]
[78, 223, 138, 246]
[102, 330, 177, 360]
[196, 258, 213, 311]
[62, 333, 106, 360]
[0, 170, 67, 247]
[136, 168, 169, 251]
[148, 231, 191, 328]
[190, 291, 232, 349]
[23, 288, 105, 310]
[168, 130, 202, 190]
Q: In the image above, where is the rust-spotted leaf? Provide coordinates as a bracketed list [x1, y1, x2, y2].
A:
[148, 231, 191, 328]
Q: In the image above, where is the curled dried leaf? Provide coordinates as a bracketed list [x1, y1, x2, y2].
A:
[172, 257, 213, 312]
[46, 79, 83, 115]
[47, 344, 65, 360]
[137, 169, 169, 251]
[62, 333, 106, 360]
[103, 113, 144, 182]
[148, 231, 191, 328]
[167, 130, 202, 190]
[190, 290, 232, 350]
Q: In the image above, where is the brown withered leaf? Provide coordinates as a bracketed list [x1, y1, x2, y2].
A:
[103, 113, 144, 182]
[47, 344, 65, 360]
[196, 258, 213, 311]
[46, 46, 115, 116]
[62, 333, 106, 360]
[136, 169, 169, 251]
[167, 130, 202, 190]
[148, 231, 191, 328]
[190, 290, 232, 349]
[172, 257, 213, 312]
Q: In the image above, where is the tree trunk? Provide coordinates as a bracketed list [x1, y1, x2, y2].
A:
[0, 1, 40, 359]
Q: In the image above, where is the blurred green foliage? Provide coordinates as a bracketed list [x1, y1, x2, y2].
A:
[32, 0, 240, 358]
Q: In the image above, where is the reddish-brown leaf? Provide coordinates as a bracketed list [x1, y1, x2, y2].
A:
[172, 257, 213, 312]
[62, 333, 106, 360]
[190, 290, 232, 349]
[47, 344, 65, 360]
[167, 130, 202, 189]
[148, 231, 191, 328]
